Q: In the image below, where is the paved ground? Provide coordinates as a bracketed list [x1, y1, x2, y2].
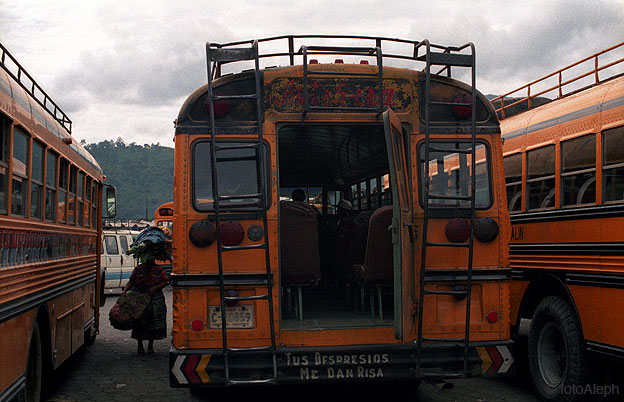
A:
[42, 288, 544, 402]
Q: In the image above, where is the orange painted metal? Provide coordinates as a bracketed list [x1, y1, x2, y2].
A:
[502, 46, 624, 353]
[0, 42, 105, 396]
[172, 61, 511, 353]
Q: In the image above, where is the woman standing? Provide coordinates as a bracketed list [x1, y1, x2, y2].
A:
[122, 226, 171, 354]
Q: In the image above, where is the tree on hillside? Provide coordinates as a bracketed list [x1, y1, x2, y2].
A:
[86, 139, 174, 220]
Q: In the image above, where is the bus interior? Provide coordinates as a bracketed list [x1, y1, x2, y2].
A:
[276, 123, 396, 330]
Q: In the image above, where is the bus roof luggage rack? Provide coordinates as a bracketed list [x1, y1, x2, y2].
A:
[0, 42, 72, 134]
[298, 43, 384, 115]
[416, 40, 477, 379]
[492, 41, 624, 120]
[205, 40, 278, 386]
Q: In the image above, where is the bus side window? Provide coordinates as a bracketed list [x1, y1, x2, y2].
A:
[104, 235, 119, 255]
[504, 154, 522, 212]
[603, 126, 624, 203]
[31, 141, 44, 219]
[45, 151, 57, 221]
[77, 172, 84, 226]
[526, 145, 555, 210]
[562, 134, 596, 206]
[58, 159, 68, 223]
[68, 165, 77, 225]
[0, 113, 9, 214]
[11, 127, 29, 217]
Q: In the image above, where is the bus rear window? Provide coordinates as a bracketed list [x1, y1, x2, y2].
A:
[418, 141, 491, 209]
[192, 141, 269, 211]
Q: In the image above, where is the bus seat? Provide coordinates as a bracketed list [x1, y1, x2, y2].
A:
[347, 211, 374, 266]
[351, 205, 393, 319]
[280, 200, 321, 320]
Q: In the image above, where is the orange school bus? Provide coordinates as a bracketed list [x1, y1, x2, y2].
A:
[154, 201, 173, 274]
[496, 42, 624, 401]
[0, 43, 116, 401]
[169, 35, 513, 389]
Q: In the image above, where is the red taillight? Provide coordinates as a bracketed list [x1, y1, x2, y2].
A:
[485, 310, 499, 324]
[360, 60, 369, 64]
[445, 218, 471, 243]
[220, 221, 244, 246]
[309, 59, 319, 64]
[224, 289, 239, 306]
[190, 319, 204, 331]
[334, 59, 344, 64]
[452, 93, 472, 119]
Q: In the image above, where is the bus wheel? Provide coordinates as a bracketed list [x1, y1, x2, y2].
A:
[25, 322, 43, 402]
[528, 296, 589, 402]
[84, 325, 97, 346]
[99, 272, 106, 307]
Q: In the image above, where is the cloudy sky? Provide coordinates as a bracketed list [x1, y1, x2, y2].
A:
[0, 0, 622, 148]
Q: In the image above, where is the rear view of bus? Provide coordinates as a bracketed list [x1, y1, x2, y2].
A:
[169, 36, 513, 390]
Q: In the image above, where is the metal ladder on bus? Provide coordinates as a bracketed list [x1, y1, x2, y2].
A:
[205, 40, 277, 385]
[414, 40, 477, 378]
[299, 41, 384, 115]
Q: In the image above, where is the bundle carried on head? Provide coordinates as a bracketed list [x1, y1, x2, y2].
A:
[127, 226, 172, 264]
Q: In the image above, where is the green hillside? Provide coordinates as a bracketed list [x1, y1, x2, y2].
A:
[85, 139, 174, 220]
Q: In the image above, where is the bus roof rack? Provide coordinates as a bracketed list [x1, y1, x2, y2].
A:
[492, 41, 624, 120]
[0, 42, 73, 134]
[206, 35, 474, 80]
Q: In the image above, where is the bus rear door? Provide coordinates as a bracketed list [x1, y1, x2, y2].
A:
[383, 108, 414, 340]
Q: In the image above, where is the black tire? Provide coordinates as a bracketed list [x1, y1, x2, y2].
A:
[25, 322, 43, 402]
[528, 296, 591, 402]
[99, 272, 106, 307]
[84, 326, 97, 346]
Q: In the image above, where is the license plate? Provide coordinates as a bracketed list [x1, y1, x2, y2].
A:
[209, 305, 254, 329]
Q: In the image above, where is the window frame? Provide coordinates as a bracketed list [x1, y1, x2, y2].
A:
[0, 113, 10, 214]
[560, 134, 596, 207]
[11, 126, 30, 217]
[503, 153, 523, 213]
[416, 139, 494, 210]
[191, 139, 271, 212]
[602, 126, 624, 204]
[30, 140, 44, 220]
[526, 145, 556, 211]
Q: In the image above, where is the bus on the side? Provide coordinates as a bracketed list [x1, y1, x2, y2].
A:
[495, 42, 624, 401]
[0, 43, 116, 402]
[154, 201, 173, 274]
[169, 35, 513, 391]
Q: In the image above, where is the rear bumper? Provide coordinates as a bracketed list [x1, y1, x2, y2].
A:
[169, 340, 514, 387]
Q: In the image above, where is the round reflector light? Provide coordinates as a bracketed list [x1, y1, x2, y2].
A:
[189, 220, 217, 247]
[190, 319, 205, 331]
[452, 93, 472, 119]
[247, 225, 264, 242]
[474, 217, 499, 243]
[445, 218, 471, 243]
[220, 221, 244, 246]
[485, 310, 499, 324]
